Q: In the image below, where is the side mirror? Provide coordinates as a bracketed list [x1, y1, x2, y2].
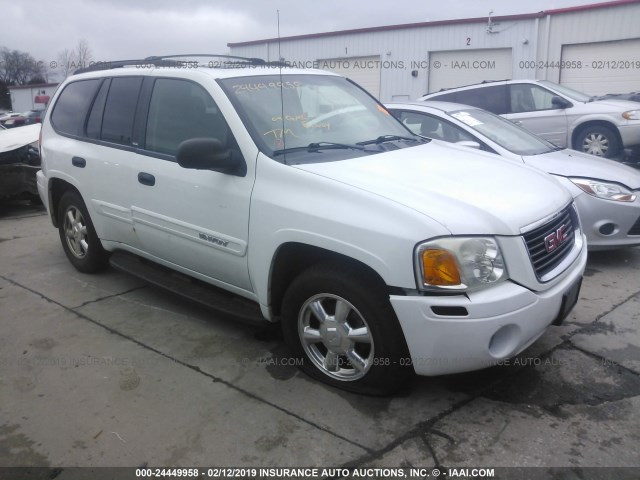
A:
[177, 138, 246, 176]
[456, 140, 481, 149]
[551, 96, 571, 109]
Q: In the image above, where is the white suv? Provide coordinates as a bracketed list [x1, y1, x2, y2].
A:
[418, 79, 640, 159]
[37, 55, 587, 394]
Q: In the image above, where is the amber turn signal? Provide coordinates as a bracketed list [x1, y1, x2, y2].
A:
[421, 249, 462, 286]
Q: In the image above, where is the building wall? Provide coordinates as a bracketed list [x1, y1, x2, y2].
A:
[539, 2, 640, 82]
[8, 85, 58, 113]
[230, 2, 640, 101]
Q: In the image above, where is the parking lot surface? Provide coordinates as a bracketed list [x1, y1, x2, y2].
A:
[1, 201, 640, 475]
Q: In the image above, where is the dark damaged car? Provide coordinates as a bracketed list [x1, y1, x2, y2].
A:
[0, 124, 41, 202]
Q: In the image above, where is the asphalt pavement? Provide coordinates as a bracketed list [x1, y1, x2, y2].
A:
[1, 200, 639, 478]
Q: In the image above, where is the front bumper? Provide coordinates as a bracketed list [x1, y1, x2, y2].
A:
[0, 164, 39, 199]
[618, 123, 640, 149]
[390, 241, 587, 376]
[574, 192, 640, 250]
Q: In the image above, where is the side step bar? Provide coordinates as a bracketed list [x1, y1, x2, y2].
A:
[109, 251, 266, 325]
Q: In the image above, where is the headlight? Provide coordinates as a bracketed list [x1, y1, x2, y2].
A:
[622, 110, 639, 120]
[415, 237, 507, 292]
[570, 178, 636, 202]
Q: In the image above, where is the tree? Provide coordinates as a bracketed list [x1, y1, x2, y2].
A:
[57, 48, 76, 79]
[56, 39, 94, 78]
[0, 82, 10, 110]
[0, 47, 46, 85]
[75, 39, 93, 68]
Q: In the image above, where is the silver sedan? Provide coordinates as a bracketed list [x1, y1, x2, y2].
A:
[386, 101, 640, 250]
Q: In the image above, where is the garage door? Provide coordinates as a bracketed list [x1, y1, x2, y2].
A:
[317, 55, 381, 98]
[560, 39, 640, 95]
[428, 48, 513, 93]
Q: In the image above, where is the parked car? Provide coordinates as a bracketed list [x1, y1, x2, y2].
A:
[387, 101, 640, 250]
[0, 124, 42, 201]
[0, 112, 23, 127]
[37, 56, 586, 394]
[21, 109, 46, 125]
[418, 80, 640, 159]
[1, 110, 45, 128]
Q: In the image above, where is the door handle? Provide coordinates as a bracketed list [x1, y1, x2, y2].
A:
[513, 120, 523, 126]
[138, 172, 156, 186]
[71, 156, 86, 168]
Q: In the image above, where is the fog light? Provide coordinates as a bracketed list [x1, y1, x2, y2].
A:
[598, 223, 617, 236]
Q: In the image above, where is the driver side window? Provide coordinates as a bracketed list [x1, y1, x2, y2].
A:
[509, 84, 556, 113]
[145, 79, 230, 157]
[394, 110, 475, 143]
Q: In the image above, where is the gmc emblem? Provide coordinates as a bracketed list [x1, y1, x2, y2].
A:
[544, 224, 570, 253]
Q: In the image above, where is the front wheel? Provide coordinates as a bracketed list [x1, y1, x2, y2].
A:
[575, 125, 620, 158]
[281, 264, 411, 395]
[58, 190, 109, 273]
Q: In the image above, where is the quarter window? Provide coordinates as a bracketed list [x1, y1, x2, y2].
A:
[50, 79, 101, 136]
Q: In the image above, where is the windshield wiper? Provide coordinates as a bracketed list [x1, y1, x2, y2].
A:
[308, 141, 366, 151]
[273, 142, 366, 156]
[357, 134, 423, 145]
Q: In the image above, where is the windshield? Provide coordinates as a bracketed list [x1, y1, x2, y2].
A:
[448, 108, 557, 156]
[219, 74, 414, 160]
[538, 80, 592, 102]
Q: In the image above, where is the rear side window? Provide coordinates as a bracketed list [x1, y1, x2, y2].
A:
[86, 80, 110, 139]
[101, 77, 143, 146]
[51, 79, 101, 136]
[453, 85, 508, 115]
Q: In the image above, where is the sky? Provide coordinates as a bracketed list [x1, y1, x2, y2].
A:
[1, 0, 603, 81]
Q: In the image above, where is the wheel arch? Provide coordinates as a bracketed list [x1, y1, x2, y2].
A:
[268, 242, 397, 319]
[48, 177, 82, 228]
[571, 120, 622, 152]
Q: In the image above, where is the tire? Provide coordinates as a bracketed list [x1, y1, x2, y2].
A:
[57, 190, 109, 273]
[281, 264, 412, 395]
[575, 125, 620, 158]
[28, 193, 43, 206]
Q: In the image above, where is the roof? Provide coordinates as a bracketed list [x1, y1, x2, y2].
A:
[68, 64, 338, 82]
[228, 0, 639, 47]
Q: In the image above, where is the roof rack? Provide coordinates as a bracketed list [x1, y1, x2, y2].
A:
[422, 78, 512, 96]
[73, 54, 285, 75]
[480, 79, 511, 84]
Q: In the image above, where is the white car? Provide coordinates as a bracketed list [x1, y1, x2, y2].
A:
[387, 101, 640, 250]
[418, 80, 640, 160]
[37, 55, 586, 394]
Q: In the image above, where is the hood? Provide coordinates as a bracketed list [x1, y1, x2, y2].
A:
[0, 124, 40, 153]
[584, 98, 640, 112]
[594, 93, 640, 103]
[293, 141, 573, 236]
[524, 149, 640, 190]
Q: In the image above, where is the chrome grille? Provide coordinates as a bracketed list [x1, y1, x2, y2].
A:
[523, 205, 577, 280]
[629, 216, 640, 236]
